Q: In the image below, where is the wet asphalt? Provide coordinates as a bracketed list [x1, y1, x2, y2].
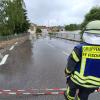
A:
[0, 36, 99, 100]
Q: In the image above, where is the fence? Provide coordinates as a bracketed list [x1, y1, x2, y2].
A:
[0, 33, 29, 41]
[54, 31, 82, 42]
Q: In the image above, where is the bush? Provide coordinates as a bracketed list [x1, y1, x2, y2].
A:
[36, 28, 42, 33]
[65, 24, 80, 31]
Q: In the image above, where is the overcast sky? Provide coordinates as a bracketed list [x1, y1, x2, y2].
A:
[24, 0, 100, 26]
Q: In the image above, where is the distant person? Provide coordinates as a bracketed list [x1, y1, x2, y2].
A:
[64, 20, 100, 100]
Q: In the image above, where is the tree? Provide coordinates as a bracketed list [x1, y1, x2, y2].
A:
[65, 24, 80, 31]
[81, 7, 100, 34]
[0, 0, 11, 36]
[0, 0, 30, 36]
[36, 28, 42, 33]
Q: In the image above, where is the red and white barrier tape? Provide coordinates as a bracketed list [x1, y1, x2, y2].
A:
[0, 91, 64, 95]
[31, 88, 66, 91]
[0, 88, 99, 95]
[0, 88, 65, 95]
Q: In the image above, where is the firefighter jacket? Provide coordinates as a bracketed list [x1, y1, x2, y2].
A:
[65, 43, 100, 88]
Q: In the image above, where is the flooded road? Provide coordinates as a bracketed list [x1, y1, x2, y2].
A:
[0, 37, 99, 100]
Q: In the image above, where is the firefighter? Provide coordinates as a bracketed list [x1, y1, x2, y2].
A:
[64, 20, 100, 100]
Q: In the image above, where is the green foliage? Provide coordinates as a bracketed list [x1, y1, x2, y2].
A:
[65, 24, 80, 31]
[48, 32, 57, 36]
[36, 28, 42, 33]
[0, 0, 30, 36]
[81, 6, 100, 34]
[48, 32, 53, 35]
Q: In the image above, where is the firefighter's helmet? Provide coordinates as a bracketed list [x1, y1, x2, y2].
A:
[83, 20, 100, 45]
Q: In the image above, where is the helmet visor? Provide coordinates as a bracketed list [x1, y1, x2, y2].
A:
[83, 32, 100, 45]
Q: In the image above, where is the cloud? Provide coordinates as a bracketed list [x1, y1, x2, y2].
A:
[24, 0, 100, 26]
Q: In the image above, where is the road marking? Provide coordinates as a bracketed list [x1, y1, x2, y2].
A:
[62, 51, 69, 56]
[0, 54, 9, 65]
[9, 45, 15, 51]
